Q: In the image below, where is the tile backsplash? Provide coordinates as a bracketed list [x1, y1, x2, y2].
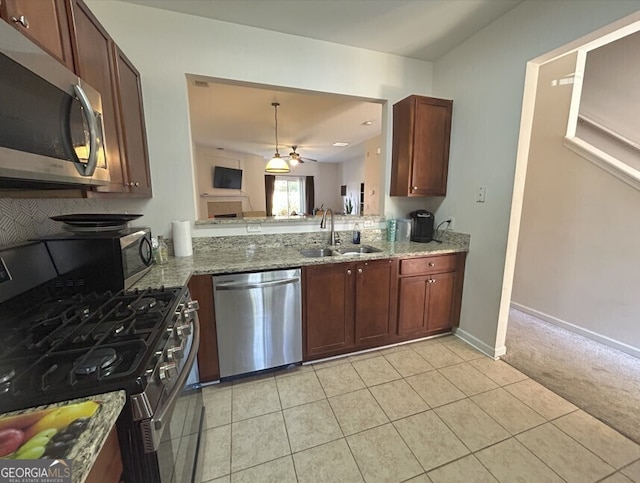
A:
[0, 198, 112, 247]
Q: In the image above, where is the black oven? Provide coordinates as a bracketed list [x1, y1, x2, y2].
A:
[125, 300, 205, 483]
[41, 228, 154, 291]
[0, 241, 204, 483]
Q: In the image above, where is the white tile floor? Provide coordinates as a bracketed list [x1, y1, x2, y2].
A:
[200, 335, 640, 482]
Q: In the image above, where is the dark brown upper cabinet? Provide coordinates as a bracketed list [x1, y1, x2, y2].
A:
[70, 0, 151, 197]
[0, 0, 75, 70]
[390, 95, 453, 197]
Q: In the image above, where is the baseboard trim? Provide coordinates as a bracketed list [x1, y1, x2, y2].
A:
[454, 328, 505, 360]
[511, 302, 640, 359]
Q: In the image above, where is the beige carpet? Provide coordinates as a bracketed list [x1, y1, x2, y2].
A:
[502, 308, 640, 444]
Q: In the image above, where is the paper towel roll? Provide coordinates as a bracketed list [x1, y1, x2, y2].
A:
[172, 220, 193, 257]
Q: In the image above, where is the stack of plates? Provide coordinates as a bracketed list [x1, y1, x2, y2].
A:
[50, 214, 143, 233]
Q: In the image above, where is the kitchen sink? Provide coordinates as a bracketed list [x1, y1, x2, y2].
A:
[335, 245, 383, 255]
[299, 248, 338, 258]
[300, 245, 383, 258]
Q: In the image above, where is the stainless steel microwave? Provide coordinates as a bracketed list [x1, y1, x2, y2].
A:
[0, 20, 110, 188]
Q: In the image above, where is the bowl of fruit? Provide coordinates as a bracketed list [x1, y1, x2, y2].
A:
[0, 400, 100, 460]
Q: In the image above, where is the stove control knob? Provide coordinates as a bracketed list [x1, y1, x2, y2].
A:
[167, 346, 184, 361]
[187, 300, 200, 310]
[176, 322, 192, 338]
[159, 362, 177, 381]
[182, 308, 197, 322]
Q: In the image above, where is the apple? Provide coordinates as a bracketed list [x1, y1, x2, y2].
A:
[0, 428, 25, 458]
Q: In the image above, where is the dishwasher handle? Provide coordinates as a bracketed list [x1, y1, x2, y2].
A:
[215, 277, 300, 291]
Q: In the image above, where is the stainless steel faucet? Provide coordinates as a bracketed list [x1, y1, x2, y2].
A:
[320, 208, 337, 246]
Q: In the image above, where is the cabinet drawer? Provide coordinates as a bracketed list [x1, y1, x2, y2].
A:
[399, 254, 457, 276]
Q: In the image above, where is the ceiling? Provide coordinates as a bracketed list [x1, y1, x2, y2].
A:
[121, 0, 522, 62]
[133, 0, 522, 164]
[187, 77, 383, 163]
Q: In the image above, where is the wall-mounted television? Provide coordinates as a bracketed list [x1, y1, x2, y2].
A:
[213, 166, 242, 189]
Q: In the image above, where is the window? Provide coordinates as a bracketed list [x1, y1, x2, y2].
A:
[272, 177, 305, 216]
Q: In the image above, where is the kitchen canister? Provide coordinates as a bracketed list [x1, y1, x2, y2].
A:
[387, 219, 397, 242]
[172, 220, 193, 257]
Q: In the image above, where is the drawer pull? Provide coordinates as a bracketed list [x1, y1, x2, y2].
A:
[347, 269, 352, 275]
[11, 15, 29, 28]
[429, 262, 435, 267]
[358, 268, 363, 274]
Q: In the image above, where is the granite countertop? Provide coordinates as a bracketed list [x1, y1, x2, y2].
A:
[0, 391, 125, 483]
[133, 232, 470, 289]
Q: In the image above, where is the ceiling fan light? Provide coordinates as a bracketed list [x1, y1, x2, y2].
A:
[289, 158, 299, 168]
[265, 154, 290, 173]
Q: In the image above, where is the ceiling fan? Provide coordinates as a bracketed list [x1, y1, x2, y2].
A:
[283, 145, 317, 167]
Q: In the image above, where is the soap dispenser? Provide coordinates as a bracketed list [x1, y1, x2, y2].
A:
[352, 222, 361, 244]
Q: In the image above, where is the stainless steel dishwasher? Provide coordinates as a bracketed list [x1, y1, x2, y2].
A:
[213, 268, 302, 378]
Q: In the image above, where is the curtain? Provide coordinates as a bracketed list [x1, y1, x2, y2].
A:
[264, 175, 275, 216]
[305, 176, 315, 215]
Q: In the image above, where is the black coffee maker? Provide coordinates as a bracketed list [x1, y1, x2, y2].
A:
[409, 210, 434, 242]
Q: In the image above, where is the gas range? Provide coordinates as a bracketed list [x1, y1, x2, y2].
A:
[0, 240, 204, 483]
[0, 286, 191, 414]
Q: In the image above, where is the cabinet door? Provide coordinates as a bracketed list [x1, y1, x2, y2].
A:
[355, 259, 395, 345]
[303, 263, 355, 359]
[1, 0, 74, 70]
[411, 97, 452, 196]
[188, 275, 219, 382]
[113, 45, 152, 196]
[390, 95, 452, 197]
[426, 271, 456, 331]
[397, 276, 428, 336]
[71, 0, 127, 192]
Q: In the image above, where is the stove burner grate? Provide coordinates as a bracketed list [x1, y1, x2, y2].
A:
[128, 297, 157, 312]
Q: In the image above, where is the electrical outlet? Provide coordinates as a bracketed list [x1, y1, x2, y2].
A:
[446, 217, 455, 230]
[477, 186, 486, 203]
[246, 224, 261, 233]
[363, 220, 374, 228]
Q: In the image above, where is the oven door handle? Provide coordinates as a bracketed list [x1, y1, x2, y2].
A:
[144, 316, 200, 452]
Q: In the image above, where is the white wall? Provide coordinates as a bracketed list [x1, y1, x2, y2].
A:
[85, 0, 434, 238]
[314, 163, 342, 213]
[432, 0, 640, 354]
[580, 30, 640, 145]
[512, 50, 640, 355]
[364, 135, 383, 215]
[340, 158, 365, 214]
[194, 145, 265, 218]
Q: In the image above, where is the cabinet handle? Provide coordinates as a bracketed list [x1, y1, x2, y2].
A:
[429, 262, 435, 267]
[347, 269, 352, 275]
[412, 186, 418, 190]
[358, 268, 363, 274]
[11, 15, 29, 28]
[134, 182, 140, 187]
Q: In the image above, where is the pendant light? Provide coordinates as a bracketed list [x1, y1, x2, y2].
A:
[265, 102, 290, 173]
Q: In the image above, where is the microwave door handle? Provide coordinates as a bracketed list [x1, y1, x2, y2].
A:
[73, 84, 98, 177]
[140, 236, 153, 266]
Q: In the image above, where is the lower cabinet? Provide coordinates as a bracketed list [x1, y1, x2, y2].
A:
[187, 274, 220, 382]
[85, 426, 123, 483]
[397, 253, 466, 338]
[303, 258, 398, 361]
